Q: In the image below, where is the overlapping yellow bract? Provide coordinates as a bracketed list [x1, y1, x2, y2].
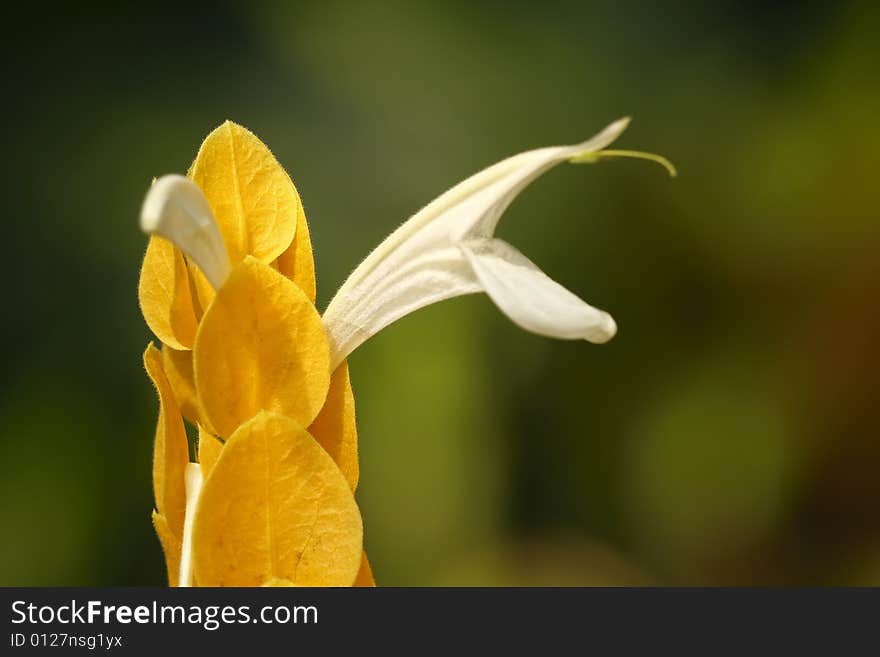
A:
[309, 362, 359, 491]
[139, 120, 372, 587]
[161, 346, 201, 428]
[197, 427, 223, 479]
[194, 257, 330, 440]
[189, 121, 298, 267]
[139, 237, 199, 350]
[143, 344, 189, 540]
[185, 121, 303, 312]
[353, 551, 376, 587]
[152, 511, 182, 586]
[192, 412, 363, 587]
[273, 185, 316, 303]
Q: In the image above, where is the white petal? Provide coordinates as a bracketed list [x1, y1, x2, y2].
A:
[454, 117, 630, 240]
[322, 119, 629, 364]
[323, 244, 481, 370]
[140, 175, 231, 290]
[571, 116, 632, 154]
[460, 238, 617, 343]
[326, 118, 629, 307]
[178, 462, 203, 588]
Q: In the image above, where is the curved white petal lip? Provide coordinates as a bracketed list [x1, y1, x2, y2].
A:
[140, 175, 230, 291]
[460, 239, 617, 344]
[322, 118, 630, 369]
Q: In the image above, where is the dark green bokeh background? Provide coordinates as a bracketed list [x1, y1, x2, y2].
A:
[1, 1, 878, 585]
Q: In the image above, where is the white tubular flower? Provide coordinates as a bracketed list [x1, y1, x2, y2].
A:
[322, 117, 674, 369]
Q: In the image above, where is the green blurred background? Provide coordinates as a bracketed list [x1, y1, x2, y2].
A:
[1, 1, 878, 586]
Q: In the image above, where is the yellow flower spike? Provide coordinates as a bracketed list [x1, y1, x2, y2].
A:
[151, 511, 182, 587]
[193, 256, 331, 439]
[197, 426, 223, 478]
[138, 237, 199, 350]
[308, 361, 359, 491]
[139, 122, 362, 587]
[192, 412, 363, 587]
[160, 346, 201, 427]
[143, 343, 189, 539]
[188, 121, 299, 271]
[274, 186, 317, 303]
[353, 551, 376, 587]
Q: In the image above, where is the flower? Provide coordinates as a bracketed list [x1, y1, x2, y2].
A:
[139, 122, 366, 587]
[321, 116, 674, 369]
[139, 119, 672, 587]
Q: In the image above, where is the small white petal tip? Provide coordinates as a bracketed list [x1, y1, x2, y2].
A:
[140, 175, 231, 290]
[588, 311, 617, 344]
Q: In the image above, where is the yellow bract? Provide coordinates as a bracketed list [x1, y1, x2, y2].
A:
[274, 185, 316, 303]
[152, 511, 181, 586]
[187, 121, 299, 302]
[194, 256, 331, 439]
[197, 427, 223, 478]
[192, 412, 363, 586]
[309, 362, 359, 491]
[143, 344, 189, 540]
[139, 237, 199, 350]
[161, 346, 202, 428]
[353, 551, 376, 587]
